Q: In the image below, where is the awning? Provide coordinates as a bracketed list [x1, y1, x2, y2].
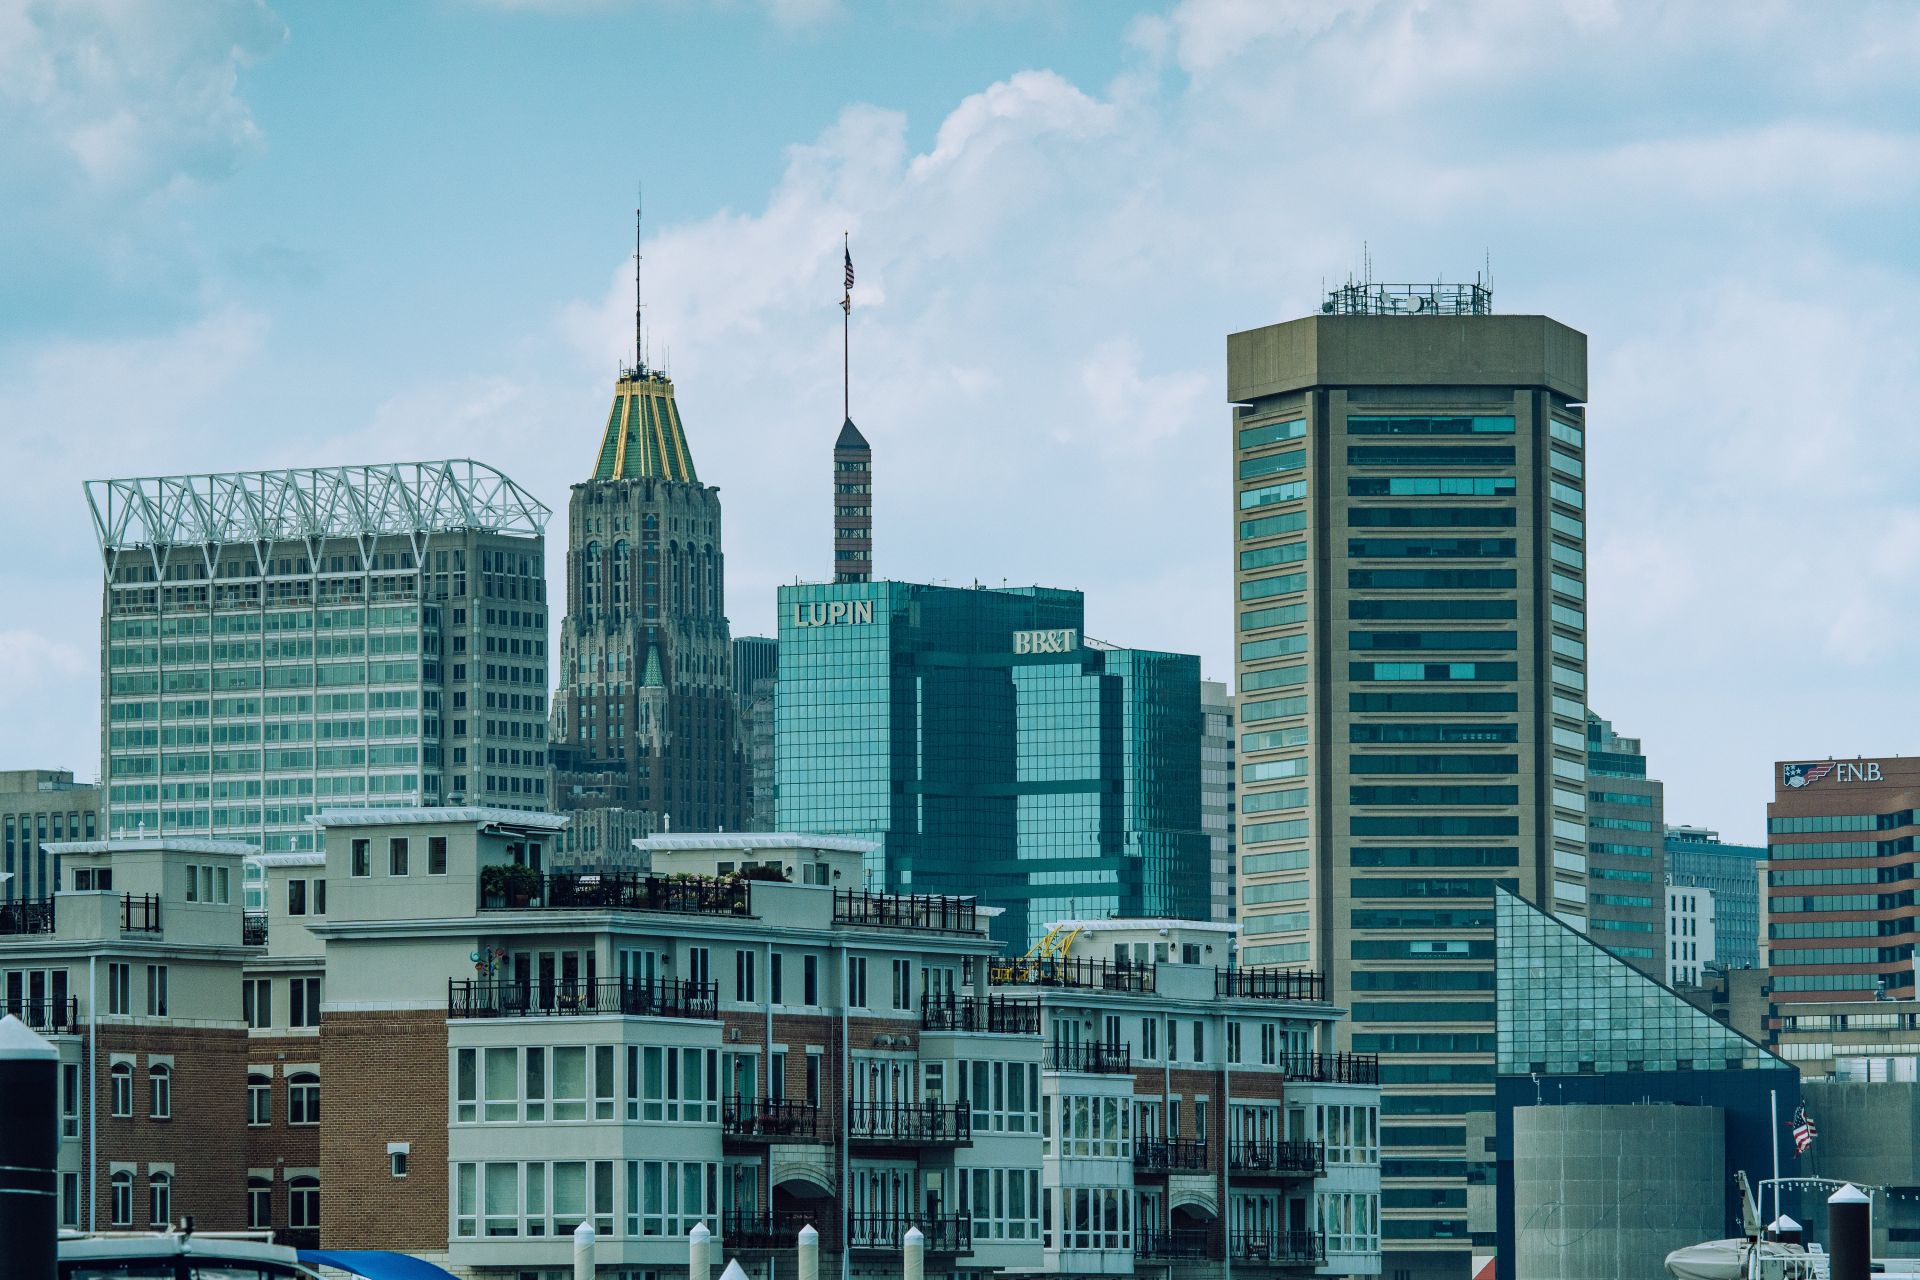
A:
[298, 1251, 462, 1280]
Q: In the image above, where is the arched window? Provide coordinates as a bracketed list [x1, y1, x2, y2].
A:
[149, 1063, 171, 1119]
[148, 1170, 171, 1228]
[109, 1062, 132, 1117]
[288, 1071, 320, 1125]
[246, 1176, 272, 1229]
[289, 1175, 319, 1229]
[109, 1170, 132, 1226]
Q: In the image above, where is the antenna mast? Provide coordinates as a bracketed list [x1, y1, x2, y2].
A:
[634, 185, 647, 375]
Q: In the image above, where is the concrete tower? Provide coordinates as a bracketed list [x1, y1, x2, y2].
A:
[833, 419, 872, 583]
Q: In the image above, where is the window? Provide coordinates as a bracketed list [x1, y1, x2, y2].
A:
[110, 1171, 133, 1227]
[289, 1072, 320, 1125]
[847, 956, 868, 1008]
[108, 963, 130, 1016]
[389, 837, 409, 876]
[148, 1171, 172, 1228]
[428, 836, 448, 875]
[289, 879, 308, 915]
[392, 1150, 409, 1178]
[350, 838, 371, 876]
[244, 978, 272, 1029]
[803, 955, 819, 1005]
[289, 1176, 319, 1229]
[248, 1072, 271, 1126]
[144, 965, 168, 1017]
[61, 1063, 80, 1138]
[110, 1063, 133, 1117]
[805, 1052, 821, 1107]
[769, 954, 783, 1004]
[892, 958, 912, 1010]
[734, 950, 755, 1002]
[290, 977, 321, 1028]
[247, 1177, 271, 1229]
[149, 1064, 172, 1119]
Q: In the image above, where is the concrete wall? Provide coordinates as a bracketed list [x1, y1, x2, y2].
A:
[1512, 1104, 1723, 1280]
[1802, 1079, 1920, 1257]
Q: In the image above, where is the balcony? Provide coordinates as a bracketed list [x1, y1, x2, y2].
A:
[722, 1210, 817, 1250]
[121, 893, 162, 934]
[992, 957, 1155, 993]
[833, 889, 978, 933]
[2, 997, 80, 1035]
[1045, 1041, 1133, 1074]
[1216, 968, 1325, 1002]
[1229, 1139, 1325, 1178]
[847, 1213, 971, 1255]
[1231, 1230, 1325, 1268]
[1136, 1227, 1215, 1261]
[480, 871, 751, 917]
[243, 913, 269, 946]
[447, 977, 718, 1021]
[722, 1096, 823, 1143]
[847, 1100, 972, 1148]
[1282, 1051, 1380, 1085]
[921, 994, 1040, 1035]
[0, 897, 54, 936]
[1134, 1138, 1208, 1174]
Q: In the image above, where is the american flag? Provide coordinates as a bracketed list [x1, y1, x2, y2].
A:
[842, 245, 855, 313]
[1792, 1106, 1817, 1156]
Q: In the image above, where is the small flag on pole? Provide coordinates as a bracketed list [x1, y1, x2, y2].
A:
[1791, 1106, 1817, 1156]
[843, 244, 855, 314]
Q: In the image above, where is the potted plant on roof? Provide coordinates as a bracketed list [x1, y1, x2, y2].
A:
[482, 862, 541, 908]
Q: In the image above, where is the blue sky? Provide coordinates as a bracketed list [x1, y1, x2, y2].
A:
[4, 0, 1920, 842]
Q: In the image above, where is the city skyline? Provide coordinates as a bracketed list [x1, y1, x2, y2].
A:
[7, 1, 1920, 845]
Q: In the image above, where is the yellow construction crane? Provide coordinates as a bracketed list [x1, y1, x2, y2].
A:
[991, 923, 1083, 985]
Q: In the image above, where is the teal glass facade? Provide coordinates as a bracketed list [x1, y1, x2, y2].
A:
[774, 580, 1207, 948]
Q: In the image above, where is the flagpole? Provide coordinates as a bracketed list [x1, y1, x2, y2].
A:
[1771, 1089, 1781, 1230]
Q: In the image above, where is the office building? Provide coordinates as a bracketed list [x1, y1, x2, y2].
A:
[549, 361, 746, 833]
[1226, 281, 1590, 1278]
[833, 419, 873, 584]
[87, 461, 553, 854]
[1666, 883, 1714, 986]
[1665, 825, 1764, 969]
[1202, 681, 1237, 924]
[1766, 755, 1920, 1001]
[3, 812, 1380, 1280]
[775, 580, 1209, 950]
[1584, 713, 1665, 976]
[733, 636, 779, 832]
[1, 769, 98, 902]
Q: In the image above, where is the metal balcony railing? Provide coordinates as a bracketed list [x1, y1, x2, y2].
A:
[833, 889, 978, 933]
[0, 897, 54, 936]
[846, 1213, 971, 1254]
[1231, 1230, 1326, 1267]
[992, 957, 1155, 993]
[2, 997, 80, 1035]
[481, 871, 752, 917]
[243, 912, 269, 945]
[920, 994, 1040, 1034]
[1136, 1227, 1215, 1260]
[721, 1096, 822, 1142]
[1134, 1138, 1209, 1173]
[1216, 967, 1326, 1002]
[447, 977, 718, 1020]
[1282, 1051, 1380, 1085]
[121, 893, 161, 934]
[847, 1100, 972, 1146]
[1045, 1041, 1133, 1074]
[1229, 1139, 1325, 1177]
[722, 1210, 817, 1250]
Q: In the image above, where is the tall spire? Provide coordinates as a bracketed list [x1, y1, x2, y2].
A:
[633, 184, 647, 375]
[834, 235, 870, 583]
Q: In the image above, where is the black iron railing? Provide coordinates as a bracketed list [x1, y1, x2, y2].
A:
[447, 977, 718, 1020]
[1216, 967, 1325, 1002]
[722, 1210, 818, 1249]
[2, 997, 80, 1034]
[243, 912, 268, 945]
[1229, 1139, 1325, 1177]
[481, 871, 751, 917]
[1136, 1227, 1214, 1260]
[1231, 1230, 1326, 1266]
[1045, 1041, 1133, 1074]
[1282, 1051, 1380, 1085]
[0, 897, 54, 936]
[846, 1213, 971, 1254]
[833, 889, 978, 933]
[992, 957, 1155, 993]
[1134, 1138, 1209, 1173]
[121, 893, 161, 933]
[921, 994, 1040, 1034]
[722, 1096, 822, 1141]
[847, 1100, 972, 1146]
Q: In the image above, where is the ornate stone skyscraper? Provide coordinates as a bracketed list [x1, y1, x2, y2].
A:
[550, 364, 745, 832]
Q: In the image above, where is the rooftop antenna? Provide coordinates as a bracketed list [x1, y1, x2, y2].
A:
[633, 184, 648, 375]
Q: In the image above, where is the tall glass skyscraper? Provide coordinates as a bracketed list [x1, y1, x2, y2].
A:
[1226, 283, 1590, 1279]
[774, 579, 1207, 948]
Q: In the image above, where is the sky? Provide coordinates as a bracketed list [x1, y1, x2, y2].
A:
[3, 0, 1919, 844]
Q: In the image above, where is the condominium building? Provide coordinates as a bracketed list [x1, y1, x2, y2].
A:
[1, 769, 98, 902]
[774, 580, 1209, 949]
[1202, 681, 1238, 923]
[1766, 755, 1920, 1001]
[1226, 282, 1589, 1278]
[1665, 826, 1764, 970]
[1666, 883, 1714, 987]
[1, 813, 1381, 1280]
[87, 461, 554, 854]
[1583, 714, 1665, 977]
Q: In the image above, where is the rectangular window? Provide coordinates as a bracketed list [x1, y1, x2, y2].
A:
[734, 950, 756, 1002]
[803, 955, 819, 1005]
[351, 839, 371, 877]
[892, 958, 912, 1010]
[847, 957, 867, 1007]
[108, 963, 130, 1016]
[769, 954, 782, 1004]
[389, 837, 409, 876]
[244, 978, 272, 1029]
[429, 836, 448, 875]
[290, 977, 321, 1028]
[288, 879, 306, 916]
[145, 965, 168, 1017]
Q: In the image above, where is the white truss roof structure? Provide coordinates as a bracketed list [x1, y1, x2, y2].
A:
[85, 459, 550, 555]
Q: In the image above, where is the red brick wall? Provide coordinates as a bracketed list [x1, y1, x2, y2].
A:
[318, 1009, 448, 1249]
[244, 1034, 324, 1238]
[93, 1024, 248, 1231]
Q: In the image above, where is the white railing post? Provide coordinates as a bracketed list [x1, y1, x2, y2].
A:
[690, 1222, 712, 1280]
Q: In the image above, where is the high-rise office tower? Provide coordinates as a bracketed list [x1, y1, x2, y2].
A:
[1584, 712, 1666, 977]
[832, 420, 872, 583]
[1201, 679, 1237, 923]
[89, 461, 552, 853]
[732, 635, 778, 831]
[775, 580, 1208, 949]
[549, 363, 745, 833]
[1665, 825, 1764, 969]
[1227, 280, 1589, 1278]
[0, 770, 98, 902]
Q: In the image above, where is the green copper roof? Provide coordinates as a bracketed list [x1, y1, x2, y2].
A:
[591, 373, 699, 483]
